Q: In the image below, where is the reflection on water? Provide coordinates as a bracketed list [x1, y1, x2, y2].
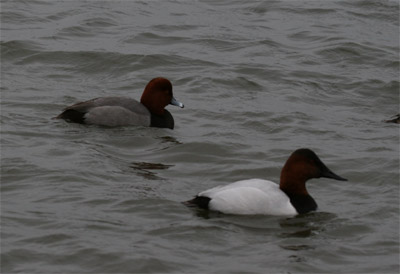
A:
[279, 212, 337, 238]
[130, 161, 174, 180]
[280, 244, 315, 251]
[158, 136, 182, 145]
[184, 206, 223, 220]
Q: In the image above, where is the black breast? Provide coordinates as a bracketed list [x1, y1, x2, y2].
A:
[285, 193, 318, 214]
[150, 110, 174, 129]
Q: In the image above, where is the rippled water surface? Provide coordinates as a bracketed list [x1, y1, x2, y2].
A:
[1, 0, 399, 273]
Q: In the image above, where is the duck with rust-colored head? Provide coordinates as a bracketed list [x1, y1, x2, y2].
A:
[56, 77, 184, 129]
[184, 148, 347, 216]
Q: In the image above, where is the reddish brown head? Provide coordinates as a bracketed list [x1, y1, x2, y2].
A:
[279, 149, 347, 195]
[140, 77, 183, 115]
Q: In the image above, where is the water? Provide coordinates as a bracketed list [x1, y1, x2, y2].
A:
[1, 0, 399, 273]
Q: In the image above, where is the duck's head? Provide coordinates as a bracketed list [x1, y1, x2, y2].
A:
[280, 148, 347, 194]
[140, 77, 184, 115]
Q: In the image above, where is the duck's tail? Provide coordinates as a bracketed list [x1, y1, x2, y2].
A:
[182, 196, 211, 210]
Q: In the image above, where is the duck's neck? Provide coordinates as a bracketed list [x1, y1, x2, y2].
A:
[280, 175, 317, 214]
[281, 190, 317, 214]
[279, 171, 309, 196]
[141, 101, 165, 116]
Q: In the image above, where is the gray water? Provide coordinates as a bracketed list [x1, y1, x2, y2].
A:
[1, 0, 399, 273]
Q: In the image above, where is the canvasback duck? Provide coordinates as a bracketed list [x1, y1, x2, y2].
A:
[56, 77, 184, 129]
[184, 148, 347, 216]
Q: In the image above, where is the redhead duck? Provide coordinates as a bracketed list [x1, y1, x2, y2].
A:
[56, 77, 184, 129]
[184, 148, 347, 216]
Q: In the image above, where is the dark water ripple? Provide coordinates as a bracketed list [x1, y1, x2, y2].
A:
[1, 0, 399, 273]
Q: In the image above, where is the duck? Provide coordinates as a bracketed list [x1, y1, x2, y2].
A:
[56, 77, 184, 129]
[184, 148, 347, 216]
[384, 114, 400, 124]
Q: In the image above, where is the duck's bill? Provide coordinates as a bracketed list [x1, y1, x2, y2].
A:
[170, 97, 184, 108]
[321, 167, 347, 181]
